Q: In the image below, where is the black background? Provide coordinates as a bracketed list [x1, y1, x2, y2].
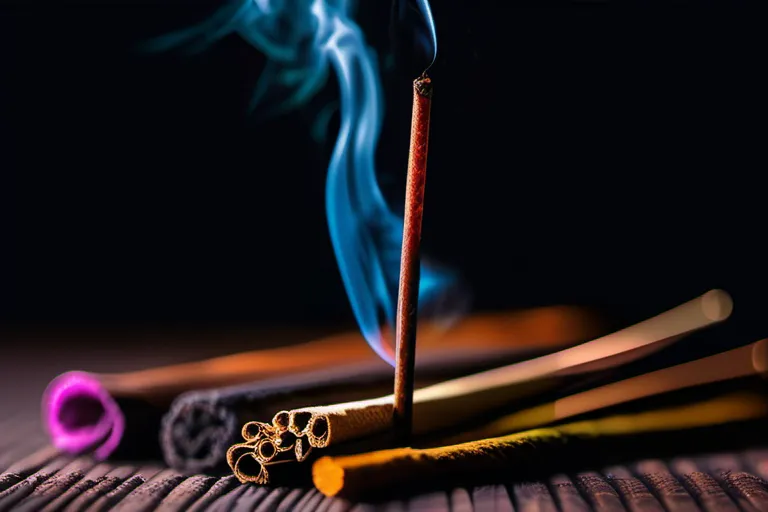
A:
[2, 2, 765, 348]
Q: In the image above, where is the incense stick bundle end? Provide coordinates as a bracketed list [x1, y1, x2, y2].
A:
[43, 371, 124, 460]
[161, 396, 238, 472]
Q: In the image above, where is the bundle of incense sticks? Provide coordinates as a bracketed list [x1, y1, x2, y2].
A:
[440, 337, 768, 445]
[42, 305, 600, 459]
[312, 389, 768, 498]
[160, 338, 561, 473]
[226, 289, 732, 483]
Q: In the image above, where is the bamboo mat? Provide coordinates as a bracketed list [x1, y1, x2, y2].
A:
[3, 335, 768, 510]
[1, 414, 768, 511]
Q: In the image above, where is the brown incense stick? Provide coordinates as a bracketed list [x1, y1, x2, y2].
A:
[394, 73, 433, 447]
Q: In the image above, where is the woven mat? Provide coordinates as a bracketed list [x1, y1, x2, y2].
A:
[2, 415, 768, 511]
[4, 340, 768, 510]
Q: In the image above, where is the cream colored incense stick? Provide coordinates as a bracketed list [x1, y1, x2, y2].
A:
[227, 290, 732, 483]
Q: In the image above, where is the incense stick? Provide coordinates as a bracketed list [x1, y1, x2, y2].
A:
[312, 391, 768, 498]
[394, 73, 433, 446]
[226, 289, 732, 483]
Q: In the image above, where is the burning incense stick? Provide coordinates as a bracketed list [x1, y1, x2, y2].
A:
[226, 290, 733, 483]
[394, 73, 434, 446]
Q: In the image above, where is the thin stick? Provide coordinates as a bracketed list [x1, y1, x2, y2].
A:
[440, 338, 768, 444]
[394, 73, 433, 446]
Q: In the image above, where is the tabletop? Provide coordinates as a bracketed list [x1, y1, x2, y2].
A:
[2, 330, 768, 511]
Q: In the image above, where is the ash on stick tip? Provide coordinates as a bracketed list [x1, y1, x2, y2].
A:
[414, 73, 433, 98]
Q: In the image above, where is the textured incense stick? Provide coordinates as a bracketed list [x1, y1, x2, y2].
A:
[394, 73, 433, 446]
[312, 392, 768, 498]
[43, 306, 599, 460]
[226, 289, 732, 483]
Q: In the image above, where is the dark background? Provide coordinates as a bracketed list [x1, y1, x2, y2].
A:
[2, 2, 765, 348]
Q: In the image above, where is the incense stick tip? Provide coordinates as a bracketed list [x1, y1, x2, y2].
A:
[313, 456, 345, 497]
[43, 371, 124, 459]
[701, 289, 733, 322]
[162, 398, 239, 472]
[414, 74, 433, 98]
[752, 339, 768, 374]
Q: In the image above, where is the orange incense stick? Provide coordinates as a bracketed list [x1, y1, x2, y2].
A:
[394, 73, 433, 446]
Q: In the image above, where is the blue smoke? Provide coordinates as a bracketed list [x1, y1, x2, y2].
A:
[145, 0, 459, 365]
[391, 0, 437, 72]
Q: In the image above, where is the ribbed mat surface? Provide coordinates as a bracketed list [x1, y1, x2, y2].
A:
[1, 416, 767, 511]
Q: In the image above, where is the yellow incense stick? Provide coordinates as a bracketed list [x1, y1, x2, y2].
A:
[313, 391, 767, 497]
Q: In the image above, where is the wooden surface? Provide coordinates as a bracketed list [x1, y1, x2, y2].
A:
[2, 433, 768, 511]
[2, 334, 768, 510]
